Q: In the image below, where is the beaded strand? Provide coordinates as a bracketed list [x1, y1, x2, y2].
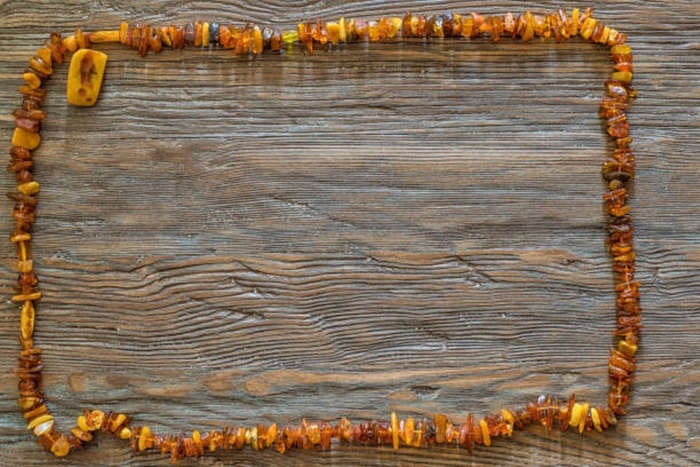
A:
[9, 7, 639, 460]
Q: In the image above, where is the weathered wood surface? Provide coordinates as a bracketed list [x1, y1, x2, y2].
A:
[1, 1, 699, 465]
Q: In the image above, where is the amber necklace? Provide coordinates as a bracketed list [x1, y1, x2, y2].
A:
[10, 7, 640, 461]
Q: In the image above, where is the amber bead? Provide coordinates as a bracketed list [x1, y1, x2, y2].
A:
[70, 426, 93, 442]
[66, 49, 108, 107]
[458, 413, 475, 453]
[12, 128, 41, 150]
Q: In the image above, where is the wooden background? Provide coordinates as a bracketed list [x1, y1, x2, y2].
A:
[1, 1, 698, 465]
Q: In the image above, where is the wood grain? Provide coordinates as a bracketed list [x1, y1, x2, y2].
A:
[1, 1, 699, 466]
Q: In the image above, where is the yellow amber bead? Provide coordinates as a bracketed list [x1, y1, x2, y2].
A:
[63, 35, 78, 53]
[501, 409, 515, 435]
[570, 8, 580, 36]
[580, 17, 597, 39]
[36, 47, 52, 67]
[90, 30, 120, 43]
[252, 26, 263, 55]
[119, 22, 128, 43]
[249, 427, 259, 450]
[521, 12, 535, 42]
[76, 415, 90, 432]
[611, 44, 632, 55]
[479, 419, 491, 446]
[578, 403, 590, 433]
[389, 17, 402, 38]
[18, 181, 40, 196]
[266, 423, 278, 446]
[192, 430, 203, 450]
[66, 48, 108, 107]
[138, 426, 152, 451]
[282, 30, 299, 43]
[338, 17, 348, 42]
[327, 22, 340, 45]
[12, 127, 41, 150]
[27, 414, 53, 431]
[391, 412, 400, 449]
[612, 71, 633, 83]
[20, 301, 35, 341]
[70, 426, 94, 442]
[619, 339, 638, 356]
[119, 427, 132, 439]
[202, 22, 210, 46]
[112, 413, 127, 429]
[12, 291, 42, 302]
[590, 407, 603, 432]
[569, 403, 584, 428]
[50, 435, 71, 457]
[16, 258, 32, 273]
[22, 72, 42, 89]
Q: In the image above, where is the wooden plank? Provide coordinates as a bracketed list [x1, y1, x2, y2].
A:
[1, 1, 699, 465]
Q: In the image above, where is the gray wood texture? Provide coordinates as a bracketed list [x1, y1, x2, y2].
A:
[1, 1, 698, 465]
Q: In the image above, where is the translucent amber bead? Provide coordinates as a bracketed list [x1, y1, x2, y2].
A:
[501, 409, 515, 435]
[390, 413, 399, 449]
[66, 49, 108, 107]
[611, 44, 632, 55]
[338, 17, 348, 42]
[62, 35, 78, 53]
[570, 8, 580, 36]
[580, 17, 597, 39]
[590, 407, 603, 432]
[282, 30, 299, 44]
[479, 419, 491, 446]
[252, 26, 263, 54]
[33, 420, 54, 437]
[70, 426, 93, 442]
[326, 22, 340, 44]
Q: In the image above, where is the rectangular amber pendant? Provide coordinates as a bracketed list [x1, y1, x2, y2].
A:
[66, 48, 108, 106]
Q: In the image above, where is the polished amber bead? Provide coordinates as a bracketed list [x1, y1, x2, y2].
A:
[138, 425, 153, 451]
[612, 71, 633, 83]
[390, 413, 399, 449]
[479, 419, 491, 446]
[434, 413, 448, 443]
[22, 72, 42, 89]
[91, 30, 120, 43]
[252, 26, 263, 55]
[70, 426, 93, 442]
[66, 49, 108, 107]
[618, 339, 638, 356]
[580, 17, 597, 39]
[12, 128, 41, 150]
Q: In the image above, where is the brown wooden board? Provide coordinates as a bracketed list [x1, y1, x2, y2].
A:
[1, 1, 699, 465]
